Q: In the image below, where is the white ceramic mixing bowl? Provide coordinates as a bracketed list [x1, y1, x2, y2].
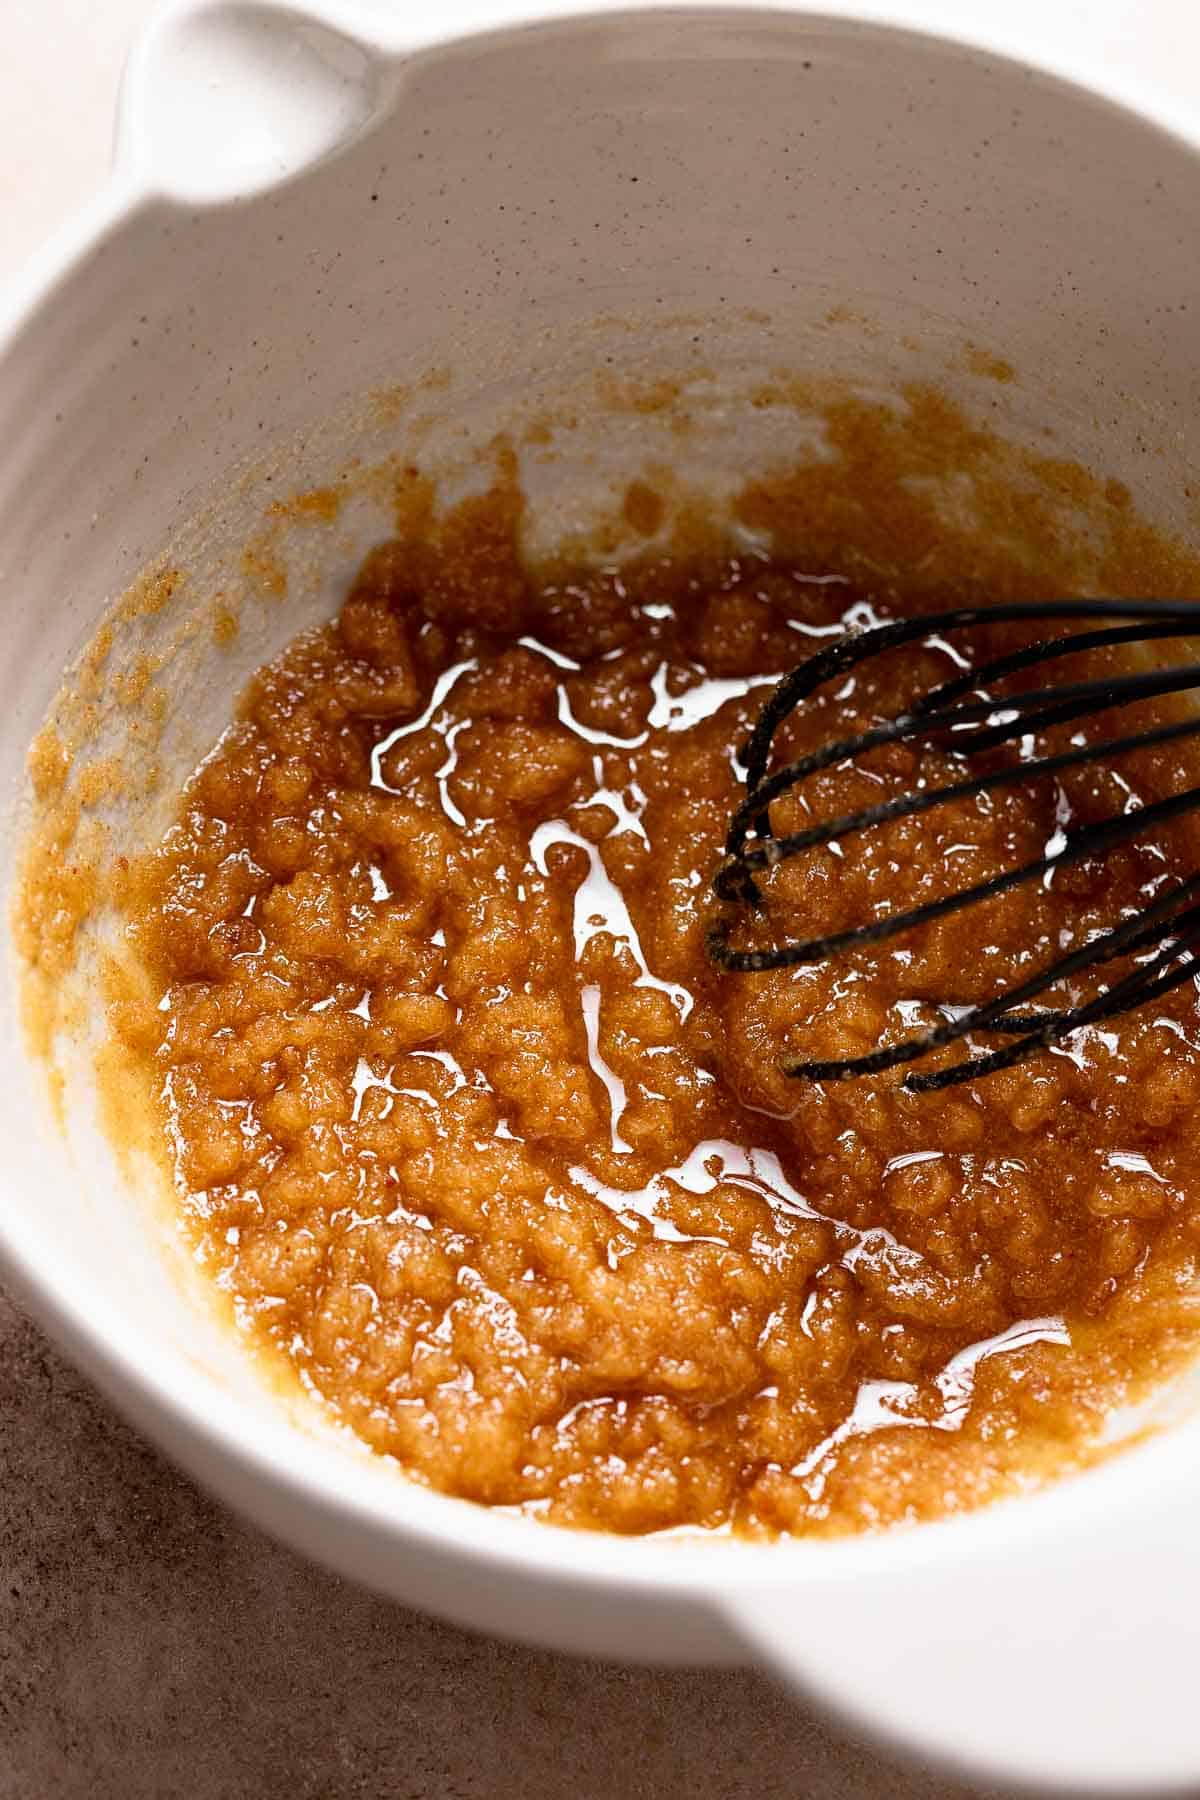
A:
[2, 1, 1199, 1788]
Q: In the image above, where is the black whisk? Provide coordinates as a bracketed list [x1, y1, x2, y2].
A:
[706, 600, 1200, 1091]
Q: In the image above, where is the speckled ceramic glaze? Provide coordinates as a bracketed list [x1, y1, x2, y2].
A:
[1, 2, 1198, 1789]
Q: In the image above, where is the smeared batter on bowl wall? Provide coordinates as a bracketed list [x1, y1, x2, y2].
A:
[21, 384, 1200, 1535]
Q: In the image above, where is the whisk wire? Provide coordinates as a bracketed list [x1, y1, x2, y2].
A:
[708, 598, 1200, 1088]
[718, 711, 1200, 897]
[739, 599, 1200, 795]
[914, 619, 1200, 718]
[729, 639, 1200, 875]
[784, 873, 1200, 1087]
[906, 915, 1200, 1093]
[710, 780, 1200, 974]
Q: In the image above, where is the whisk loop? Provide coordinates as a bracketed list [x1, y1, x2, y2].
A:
[707, 599, 1200, 1090]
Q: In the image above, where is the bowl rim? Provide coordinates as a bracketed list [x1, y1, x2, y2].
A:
[3, 0, 1200, 1607]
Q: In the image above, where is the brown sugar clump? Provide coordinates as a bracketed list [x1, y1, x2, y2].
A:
[107, 451, 1200, 1536]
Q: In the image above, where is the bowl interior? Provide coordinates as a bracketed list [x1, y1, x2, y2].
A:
[3, 6, 1200, 1580]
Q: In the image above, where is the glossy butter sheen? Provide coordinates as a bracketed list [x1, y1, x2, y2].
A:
[112, 487, 1200, 1536]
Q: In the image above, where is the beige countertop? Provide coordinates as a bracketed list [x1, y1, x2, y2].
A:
[1, 1279, 1009, 1798]
[3, 3, 1193, 1793]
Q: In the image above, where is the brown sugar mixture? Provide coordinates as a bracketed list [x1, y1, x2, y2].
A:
[110, 475, 1200, 1537]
